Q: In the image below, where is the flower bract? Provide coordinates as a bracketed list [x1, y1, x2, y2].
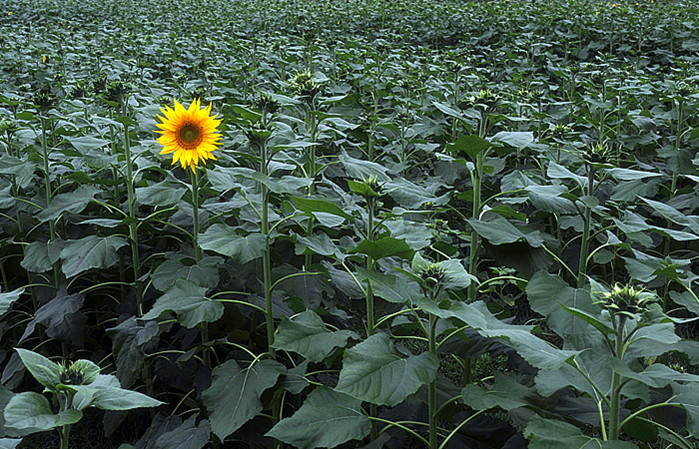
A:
[155, 98, 222, 172]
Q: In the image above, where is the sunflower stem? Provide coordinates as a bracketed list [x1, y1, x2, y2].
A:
[122, 102, 143, 316]
[40, 116, 59, 290]
[260, 136, 275, 359]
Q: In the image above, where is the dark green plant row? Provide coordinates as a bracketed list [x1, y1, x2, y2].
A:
[0, 0, 697, 448]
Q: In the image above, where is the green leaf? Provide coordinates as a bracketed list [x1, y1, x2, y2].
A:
[462, 372, 533, 411]
[250, 172, 313, 194]
[151, 255, 222, 292]
[356, 267, 421, 304]
[202, 359, 285, 440]
[37, 185, 101, 223]
[291, 196, 354, 222]
[525, 415, 638, 449]
[198, 224, 265, 264]
[606, 168, 662, 181]
[527, 271, 598, 337]
[154, 415, 210, 449]
[547, 162, 586, 188]
[60, 235, 128, 278]
[143, 280, 223, 328]
[673, 383, 699, 435]
[106, 318, 159, 388]
[21, 239, 64, 273]
[0, 288, 24, 317]
[339, 151, 390, 182]
[560, 305, 616, 337]
[335, 333, 438, 406]
[446, 134, 491, 159]
[136, 180, 186, 207]
[20, 289, 86, 345]
[350, 237, 414, 260]
[14, 348, 61, 391]
[266, 386, 370, 449]
[0, 439, 22, 449]
[66, 135, 110, 153]
[490, 131, 534, 149]
[3, 392, 82, 431]
[609, 359, 699, 388]
[272, 310, 358, 362]
[432, 101, 463, 119]
[90, 387, 162, 410]
[467, 216, 544, 247]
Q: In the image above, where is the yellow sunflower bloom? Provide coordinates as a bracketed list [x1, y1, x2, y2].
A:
[155, 98, 222, 172]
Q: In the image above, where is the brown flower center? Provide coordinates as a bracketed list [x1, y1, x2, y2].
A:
[177, 123, 203, 149]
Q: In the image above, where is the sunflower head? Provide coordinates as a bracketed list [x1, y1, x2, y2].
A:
[155, 98, 222, 173]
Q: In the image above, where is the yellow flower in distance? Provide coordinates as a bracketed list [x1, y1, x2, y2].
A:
[155, 98, 222, 172]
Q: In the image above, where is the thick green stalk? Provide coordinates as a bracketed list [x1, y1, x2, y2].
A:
[428, 313, 438, 449]
[608, 315, 627, 440]
[468, 150, 483, 301]
[260, 137, 275, 358]
[577, 165, 595, 288]
[366, 197, 377, 440]
[122, 109, 143, 316]
[191, 170, 202, 262]
[40, 117, 59, 289]
[304, 106, 317, 272]
[191, 169, 210, 368]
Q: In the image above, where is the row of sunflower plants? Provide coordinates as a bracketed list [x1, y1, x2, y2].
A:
[0, 0, 698, 448]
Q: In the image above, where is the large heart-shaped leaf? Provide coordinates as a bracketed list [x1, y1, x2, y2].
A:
[202, 359, 285, 440]
[60, 235, 128, 278]
[266, 386, 370, 449]
[143, 279, 223, 328]
[335, 333, 438, 406]
[272, 310, 357, 362]
[3, 392, 82, 431]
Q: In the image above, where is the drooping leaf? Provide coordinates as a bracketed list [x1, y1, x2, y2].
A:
[490, 131, 534, 149]
[3, 392, 82, 431]
[0, 439, 21, 449]
[356, 267, 421, 304]
[467, 216, 544, 247]
[291, 196, 354, 222]
[107, 318, 159, 388]
[198, 224, 265, 264]
[0, 288, 24, 317]
[60, 235, 128, 278]
[143, 280, 223, 328]
[13, 349, 61, 391]
[151, 255, 222, 292]
[272, 310, 357, 362]
[524, 415, 638, 449]
[446, 134, 491, 159]
[154, 416, 210, 449]
[266, 386, 370, 449]
[526, 271, 598, 338]
[90, 387, 162, 411]
[335, 333, 438, 407]
[202, 359, 285, 440]
[461, 372, 533, 411]
[20, 239, 64, 273]
[609, 359, 699, 389]
[66, 135, 110, 153]
[136, 180, 186, 207]
[19, 289, 86, 345]
[37, 185, 101, 223]
[350, 237, 414, 261]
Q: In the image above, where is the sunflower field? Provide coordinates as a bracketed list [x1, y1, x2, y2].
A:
[0, 0, 698, 447]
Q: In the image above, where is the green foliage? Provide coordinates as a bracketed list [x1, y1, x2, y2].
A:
[0, 0, 698, 447]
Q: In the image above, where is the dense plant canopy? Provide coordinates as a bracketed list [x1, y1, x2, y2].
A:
[0, 0, 698, 448]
